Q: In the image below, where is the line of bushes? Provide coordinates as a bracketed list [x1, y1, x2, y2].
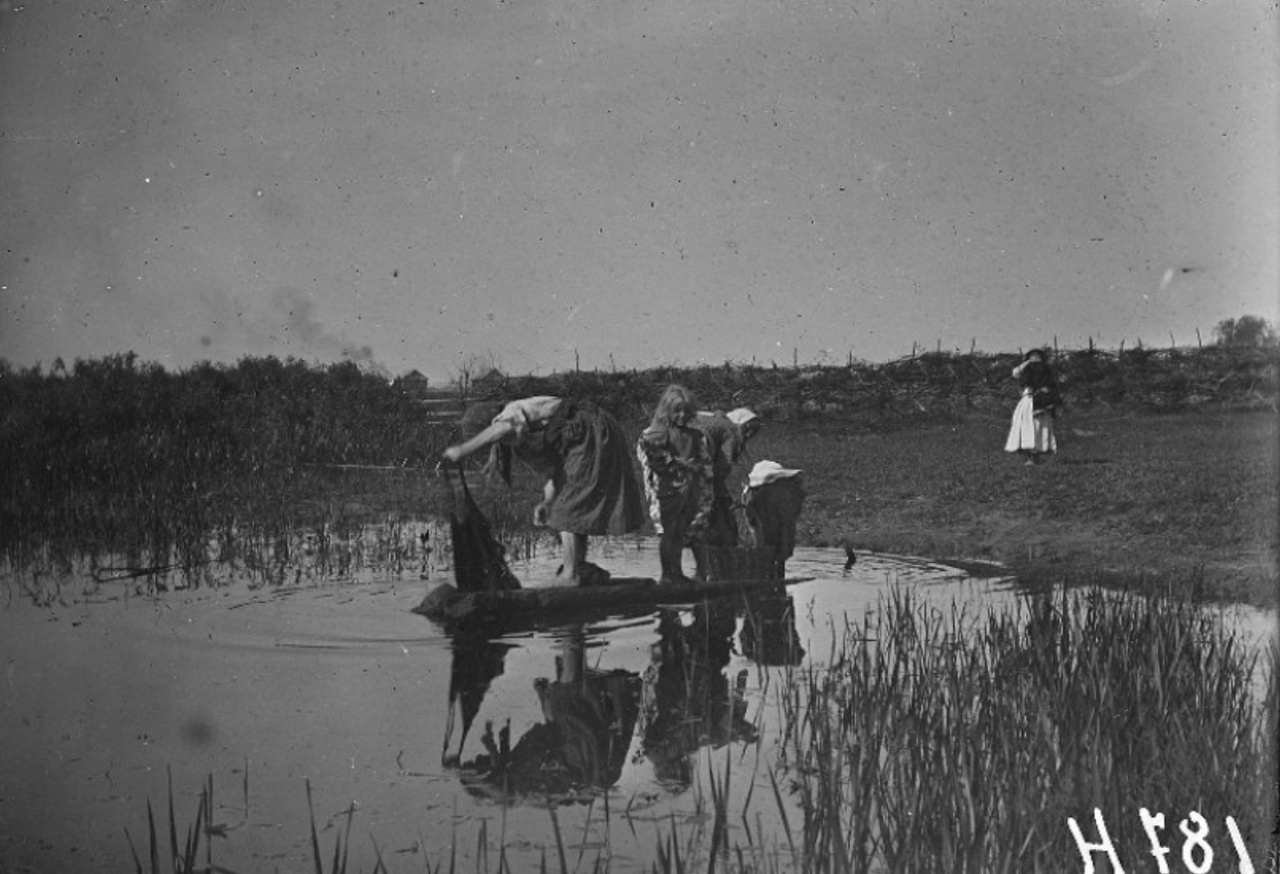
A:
[485, 344, 1279, 424]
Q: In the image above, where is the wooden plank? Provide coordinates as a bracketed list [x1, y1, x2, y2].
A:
[413, 575, 814, 630]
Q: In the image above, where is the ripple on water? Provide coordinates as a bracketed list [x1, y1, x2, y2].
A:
[0, 537, 1272, 874]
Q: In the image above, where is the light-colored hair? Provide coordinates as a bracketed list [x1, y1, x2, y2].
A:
[652, 384, 697, 427]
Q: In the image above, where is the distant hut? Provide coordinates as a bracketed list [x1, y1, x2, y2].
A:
[467, 367, 508, 399]
[394, 369, 432, 400]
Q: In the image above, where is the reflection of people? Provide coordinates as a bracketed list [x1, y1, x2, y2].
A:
[737, 592, 806, 667]
[640, 604, 758, 787]
[1004, 349, 1062, 465]
[637, 385, 713, 583]
[455, 630, 641, 803]
[442, 397, 645, 587]
[742, 461, 806, 579]
[692, 408, 760, 548]
[442, 633, 513, 767]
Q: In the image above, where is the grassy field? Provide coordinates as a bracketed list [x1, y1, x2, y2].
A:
[447, 344, 1280, 608]
[753, 408, 1278, 608]
[474, 406, 1278, 607]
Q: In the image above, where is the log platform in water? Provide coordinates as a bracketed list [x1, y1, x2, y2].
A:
[413, 575, 815, 630]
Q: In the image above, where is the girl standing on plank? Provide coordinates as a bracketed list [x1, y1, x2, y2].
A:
[443, 396, 645, 587]
[636, 385, 713, 584]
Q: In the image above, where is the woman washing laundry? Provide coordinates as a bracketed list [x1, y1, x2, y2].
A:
[742, 460, 806, 580]
[1003, 348, 1063, 465]
[692, 407, 760, 548]
[442, 396, 645, 587]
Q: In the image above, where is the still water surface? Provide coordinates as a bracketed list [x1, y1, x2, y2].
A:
[0, 528, 1271, 873]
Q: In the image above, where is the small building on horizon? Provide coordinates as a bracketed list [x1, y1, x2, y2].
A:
[393, 369, 432, 399]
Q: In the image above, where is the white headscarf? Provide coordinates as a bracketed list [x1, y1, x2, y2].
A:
[747, 460, 802, 488]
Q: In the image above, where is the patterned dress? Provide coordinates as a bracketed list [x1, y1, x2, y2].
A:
[636, 423, 713, 544]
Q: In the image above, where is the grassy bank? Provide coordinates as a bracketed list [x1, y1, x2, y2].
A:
[458, 405, 1277, 607]
[2, 349, 1276, 605]
[755, 409, 1278, 608]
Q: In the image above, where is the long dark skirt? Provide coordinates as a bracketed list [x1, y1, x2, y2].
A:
[743, 477, 807, 577]
[542, 401, 646, 536]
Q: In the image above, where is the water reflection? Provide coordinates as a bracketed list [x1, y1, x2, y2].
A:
[4, 527, 1273, 874]
[441, 633, 513, 768]
[437, 586, 808, 804]
[450, 628, 641, 804]
[739, 590, 806, 667]
[6, 515, 447, 596]
[639, 602, 758, 789]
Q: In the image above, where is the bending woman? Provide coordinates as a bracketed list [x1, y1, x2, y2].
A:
[693, 408, 760, 548]
[442, 396, 645, 587]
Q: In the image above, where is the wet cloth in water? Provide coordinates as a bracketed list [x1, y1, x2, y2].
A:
[446, 468, 522, 593]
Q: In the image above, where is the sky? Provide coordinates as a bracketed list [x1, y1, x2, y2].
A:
[1, 0, 1277, 382]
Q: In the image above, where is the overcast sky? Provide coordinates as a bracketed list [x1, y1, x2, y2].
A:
[2, 0, 1276, 381]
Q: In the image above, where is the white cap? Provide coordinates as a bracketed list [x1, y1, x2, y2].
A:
[726, 408, 758, 426]
[747, 460, 802, 488]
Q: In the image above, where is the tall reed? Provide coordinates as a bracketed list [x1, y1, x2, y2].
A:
[124, 585, 1274, 874]
[770, 586, 1274, 873]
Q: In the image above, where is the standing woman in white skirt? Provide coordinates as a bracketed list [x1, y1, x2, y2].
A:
[1004, 349, 1062, 464]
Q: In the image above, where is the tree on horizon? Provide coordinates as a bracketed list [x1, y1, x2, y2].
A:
[1213, 315, 1277, 348]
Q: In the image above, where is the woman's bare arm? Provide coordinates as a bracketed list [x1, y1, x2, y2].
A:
[442, 419, 516, 463]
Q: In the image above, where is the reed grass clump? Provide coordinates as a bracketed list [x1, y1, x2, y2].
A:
[129, 585, 1274, 874]
[0, 354, 449, 581]
[770, 586, 1274, 873]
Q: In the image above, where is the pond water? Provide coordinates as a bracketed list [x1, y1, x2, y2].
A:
[0, 530, 1273, 873]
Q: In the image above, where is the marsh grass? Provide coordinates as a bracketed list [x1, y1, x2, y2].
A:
[1, 355, 451, 586]
[767, 586, 1275, 873]
[132, 588, 1274, 874]
[124, 769, 224, 874]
